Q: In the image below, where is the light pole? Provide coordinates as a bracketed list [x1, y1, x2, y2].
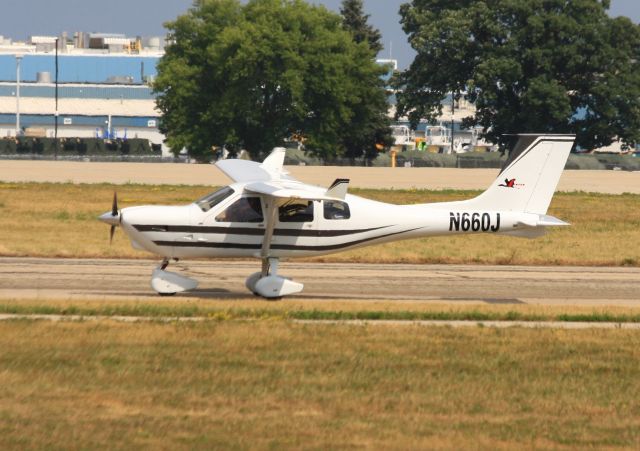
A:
[15, 54, 23, 137]
[54, 37, 59, 160]
[450, 91, 455, 155]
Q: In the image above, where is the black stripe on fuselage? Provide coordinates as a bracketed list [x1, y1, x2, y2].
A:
[152, 227, 423, 252]
[133, 224, 391, 237]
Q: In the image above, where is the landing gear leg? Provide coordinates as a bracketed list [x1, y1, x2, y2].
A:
[245, 257, 304, 299]
[151, 258, 198, 296]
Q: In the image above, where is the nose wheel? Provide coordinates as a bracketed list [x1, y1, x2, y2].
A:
[151, 258, 198, 296]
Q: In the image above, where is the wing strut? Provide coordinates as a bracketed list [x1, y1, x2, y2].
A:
[246, 196, 304, 298]
[260, 197, 279, 276]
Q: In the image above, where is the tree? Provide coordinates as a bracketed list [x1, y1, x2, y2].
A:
[340, 0, 383, 55]
[154, 0, 391, 162]
[339, 0, 392, 163]
[395, 0, 640, 150]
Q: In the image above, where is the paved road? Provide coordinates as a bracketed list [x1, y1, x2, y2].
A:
[1, 257, 638, 305]
[1, 160, 638, 193]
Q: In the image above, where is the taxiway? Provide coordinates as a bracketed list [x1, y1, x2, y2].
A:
[1, 257, 638, 305]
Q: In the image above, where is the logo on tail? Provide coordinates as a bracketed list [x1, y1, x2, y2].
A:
[499, 178, 524, 189]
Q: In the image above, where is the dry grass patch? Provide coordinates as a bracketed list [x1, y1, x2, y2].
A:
[0, 182, 638, 266]
[0, 320, 639, 449]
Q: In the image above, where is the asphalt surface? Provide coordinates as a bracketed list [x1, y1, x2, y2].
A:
[1, 257, 639, 305]
[1, 160, 638, 193]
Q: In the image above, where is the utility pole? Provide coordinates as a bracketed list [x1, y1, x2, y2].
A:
[15, 54, 23, 137]
[54, 37, 59, 160]
[450, 91, 455, 155]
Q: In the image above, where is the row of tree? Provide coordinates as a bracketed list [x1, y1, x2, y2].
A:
[395, 0, 640, 152]
[154, 0, 640, 161]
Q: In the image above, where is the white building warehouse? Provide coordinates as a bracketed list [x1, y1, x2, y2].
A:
[0, 34, 167, 154]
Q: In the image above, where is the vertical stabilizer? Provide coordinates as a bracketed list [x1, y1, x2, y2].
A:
[462, 135, 574, 214]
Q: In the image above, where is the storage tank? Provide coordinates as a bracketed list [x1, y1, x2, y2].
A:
[147, 36, 161, 50]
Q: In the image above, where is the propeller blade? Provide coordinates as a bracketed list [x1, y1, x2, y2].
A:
[109, 225, 116, 244]
[111, 191, 118, 216]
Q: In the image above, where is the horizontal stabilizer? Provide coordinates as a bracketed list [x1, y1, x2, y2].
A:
[537, 215, 570, 227]
[499, 214, 568, 239]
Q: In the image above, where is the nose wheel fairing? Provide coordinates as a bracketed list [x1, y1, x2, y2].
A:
[150, 259, 198, 295]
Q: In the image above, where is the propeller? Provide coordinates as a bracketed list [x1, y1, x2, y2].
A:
[111, 191, 118, 216]
[98, 191, 123, 243]
[109, 191, 120, 244]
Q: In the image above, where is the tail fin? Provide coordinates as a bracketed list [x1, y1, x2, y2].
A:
[464, 134, 574, 214]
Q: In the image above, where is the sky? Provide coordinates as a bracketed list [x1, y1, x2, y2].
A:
[0, 0, 638, 69]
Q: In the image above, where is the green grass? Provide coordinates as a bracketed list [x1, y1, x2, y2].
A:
[1, 320, 639, 449]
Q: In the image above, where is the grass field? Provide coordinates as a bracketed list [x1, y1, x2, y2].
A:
[0, 182, 638, 266]
[1, 182, 638, 448]
[1, 319, 639, 449]
[3, 298, 640, 323]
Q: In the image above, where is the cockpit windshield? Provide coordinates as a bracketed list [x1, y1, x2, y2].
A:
[195, 186, 235, 212]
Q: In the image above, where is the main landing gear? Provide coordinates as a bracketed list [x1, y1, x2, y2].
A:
[149, 257, 301, 300]
[150, 258, 198, 296]
[245, 257, 304, 299]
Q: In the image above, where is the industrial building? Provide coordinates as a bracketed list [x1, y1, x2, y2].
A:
[0, 33, 167, 155]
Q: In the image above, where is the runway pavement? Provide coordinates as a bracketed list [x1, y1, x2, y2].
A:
[1, 257, 639, 306]
[1, 160, 638, 193]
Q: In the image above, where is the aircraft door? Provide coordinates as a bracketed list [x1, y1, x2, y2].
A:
[194, 195, 266, 254]
[272, 199, 318, 250]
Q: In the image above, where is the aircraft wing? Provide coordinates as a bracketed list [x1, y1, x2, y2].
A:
[215, 147, 295, 183]
[245, 181, 342, 202]
[217, 148, 350, 202]
[247, 179, 343, 263]
[216, 147, 350, 262]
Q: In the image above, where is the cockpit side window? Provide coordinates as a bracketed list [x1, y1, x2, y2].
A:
[324, 201, 350, 220]
[196, 187, 235, 212]
[215, 197, 264, 223]
[279, 201, 314, 223]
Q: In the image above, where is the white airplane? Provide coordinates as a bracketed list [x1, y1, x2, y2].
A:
[99, 134, 575, 298]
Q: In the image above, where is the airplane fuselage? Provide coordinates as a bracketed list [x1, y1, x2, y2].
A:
[116, 182, 541, 260]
